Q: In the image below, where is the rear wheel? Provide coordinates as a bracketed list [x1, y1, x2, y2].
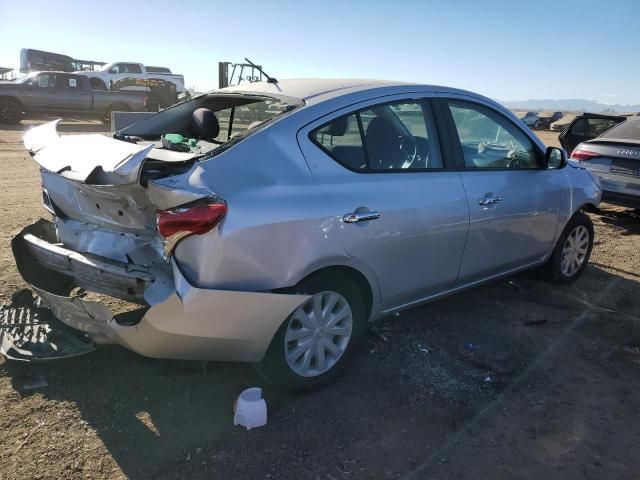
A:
[544, 211, 594, 284]
[0, 99, 22, 124]
[103, 103, 129, 124]
[258, 273, 366, 392]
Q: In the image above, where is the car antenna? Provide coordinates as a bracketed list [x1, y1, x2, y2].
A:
[244, 58, 278, 84]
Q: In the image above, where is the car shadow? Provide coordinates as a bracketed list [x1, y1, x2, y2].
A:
[3, 261, 640, 479]
[596, 203, 640, 235]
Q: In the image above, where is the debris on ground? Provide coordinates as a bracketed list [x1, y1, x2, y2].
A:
[234, 387, 268, 430]
[22, 374, 48, 390]
[0, 289, 95, 361]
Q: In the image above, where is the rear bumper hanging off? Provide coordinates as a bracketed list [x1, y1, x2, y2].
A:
[9, 219, 310, 363]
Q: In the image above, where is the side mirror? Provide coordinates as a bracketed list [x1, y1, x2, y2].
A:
[546, 146, 567, 169]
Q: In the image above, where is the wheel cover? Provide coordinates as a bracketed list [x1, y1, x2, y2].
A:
[0, 104, 16, 121]
[284, 291, 353, 377]
[561, 225, 589, 277]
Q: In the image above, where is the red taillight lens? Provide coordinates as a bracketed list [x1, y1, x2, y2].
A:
[157, 203, 227, 238]
[570, 148, 600, 161]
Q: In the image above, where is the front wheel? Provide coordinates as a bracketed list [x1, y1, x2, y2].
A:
[0, 99, 23, 124]
[543, 211, 594, 284]
[258, 274, 366, 393]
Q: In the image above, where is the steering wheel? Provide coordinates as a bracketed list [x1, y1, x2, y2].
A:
[506, 145, 528, 168]
[507, 157, 526, 168]
[398, 135, 419, 169]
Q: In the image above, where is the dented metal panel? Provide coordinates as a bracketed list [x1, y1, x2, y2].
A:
[24, 120, 153, 183]
[11, 219, 310, 362]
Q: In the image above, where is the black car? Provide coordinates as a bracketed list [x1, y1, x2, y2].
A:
[567, 117, 640, 209]
[559, 113, 626, 154]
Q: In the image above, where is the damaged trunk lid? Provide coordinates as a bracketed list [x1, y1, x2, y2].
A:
[25, 120, 203, 239]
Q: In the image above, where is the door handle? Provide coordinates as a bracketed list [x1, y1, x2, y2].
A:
[342, 211, 381, 223]
[478, 195, 503, 206]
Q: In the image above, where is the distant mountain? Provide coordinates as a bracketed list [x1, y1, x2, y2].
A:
[501, 99, 640, 114]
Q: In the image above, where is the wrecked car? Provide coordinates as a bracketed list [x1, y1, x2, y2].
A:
[8, 79, 602, 391]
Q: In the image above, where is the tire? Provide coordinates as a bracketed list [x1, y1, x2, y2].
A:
[543, 211, 594, 284]
[0, 99, 23, 125]
[103, 103, 129, 124]
[258, 273, 366, 393]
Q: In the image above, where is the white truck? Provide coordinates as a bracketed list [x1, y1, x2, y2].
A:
[76, 62, 185, 94]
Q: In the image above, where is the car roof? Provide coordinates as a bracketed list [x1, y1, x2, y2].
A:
[219, 78, 417, 101]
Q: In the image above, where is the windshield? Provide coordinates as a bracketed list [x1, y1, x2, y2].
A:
[15, 72, 39, 84]
[599, 118, 640, 140]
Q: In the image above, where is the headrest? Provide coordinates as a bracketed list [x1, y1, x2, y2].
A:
[190, 108, 219, 140]
[365, 117, 396, 142]
[325, 115, 349, 136]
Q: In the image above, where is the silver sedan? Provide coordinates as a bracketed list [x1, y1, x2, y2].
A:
[11, 79, 601, 391]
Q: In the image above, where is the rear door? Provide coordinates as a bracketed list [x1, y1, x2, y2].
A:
[56, 75, 92, 112]
[439, 97, 563, 284]
[298, 94, 469, 310]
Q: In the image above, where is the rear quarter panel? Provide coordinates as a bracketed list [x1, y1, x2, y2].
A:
[166, 120, 366, 294]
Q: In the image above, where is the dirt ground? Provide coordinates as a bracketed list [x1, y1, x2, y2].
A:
[0, 121, 639, 480]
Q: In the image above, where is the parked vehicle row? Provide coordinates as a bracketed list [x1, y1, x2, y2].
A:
[9, 79, 601, 391]
[565, 116, 640, 209]
[0, 72, 147, 124]
[77, 62, 186, 94]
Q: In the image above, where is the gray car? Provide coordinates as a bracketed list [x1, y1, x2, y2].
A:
[0, 72, 147, 124]
[9, 79, 601, 391]
[569, 117, 640, 208]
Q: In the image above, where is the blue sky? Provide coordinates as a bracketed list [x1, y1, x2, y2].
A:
[1, 0, 638, 103]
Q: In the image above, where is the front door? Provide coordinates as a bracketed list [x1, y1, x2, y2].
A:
[441, 98, 562, 284]
[25, 73, 63, 112]
[298, 96, 469, 310]
[56, 75, 92, 112]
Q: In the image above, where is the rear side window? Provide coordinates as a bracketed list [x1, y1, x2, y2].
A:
[600, 118, 640, 140]
[447, 101, 539, 169]
[64, 76, 80, 88]
[588, 118, 620, 137]
[125, 63, 143, 74]
[311, 100, 442, 172]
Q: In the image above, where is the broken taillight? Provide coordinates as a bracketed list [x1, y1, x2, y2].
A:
[570, 148, 600, 161]
[157, 201, 227, 258]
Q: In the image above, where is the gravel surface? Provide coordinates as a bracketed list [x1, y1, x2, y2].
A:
[0, 121, 639, 480]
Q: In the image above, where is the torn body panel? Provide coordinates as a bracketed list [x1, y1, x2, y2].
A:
[11, 219, 310, 362]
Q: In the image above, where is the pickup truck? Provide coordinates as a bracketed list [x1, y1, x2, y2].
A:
[76, 62, 185, 94]
[0, 72, 147, 124]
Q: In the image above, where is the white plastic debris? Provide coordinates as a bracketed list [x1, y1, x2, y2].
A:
[234, 387, 267, 430]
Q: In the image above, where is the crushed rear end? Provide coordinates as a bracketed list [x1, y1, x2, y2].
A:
[7, 118, 308, 362]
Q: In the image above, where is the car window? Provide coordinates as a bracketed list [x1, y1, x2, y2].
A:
[210, 99, 289, 142]
[587, 118, 618, 137]
[448, 101, 539, 169]
[312, 100, 442, 172]
[35, 74, 55, 88]
[125, 63, 142, 74]
[600, 118, 640, 140]
[62, 76, 80, 88]
[109, 64, 121, 74]
[570, 118, 586, 136]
